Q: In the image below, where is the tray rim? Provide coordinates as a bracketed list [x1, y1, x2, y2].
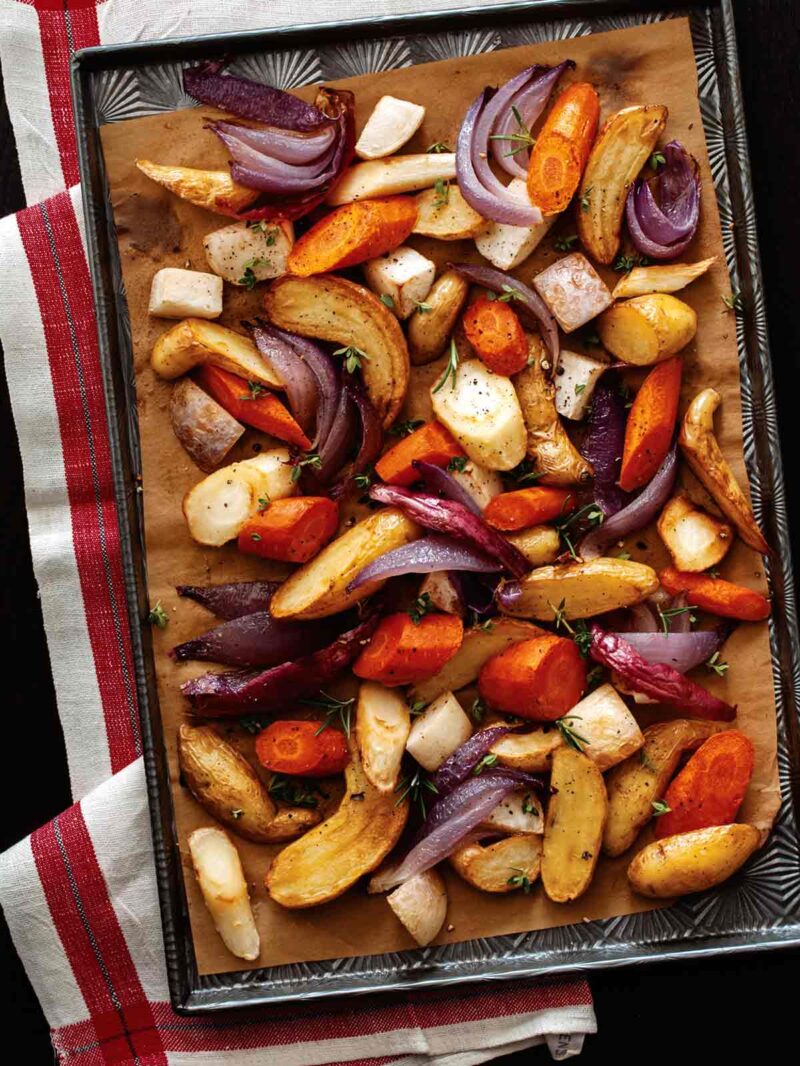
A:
[70, 0, 800, 1014]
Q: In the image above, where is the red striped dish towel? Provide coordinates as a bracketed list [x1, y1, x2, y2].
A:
[0, 2, 597, 1062]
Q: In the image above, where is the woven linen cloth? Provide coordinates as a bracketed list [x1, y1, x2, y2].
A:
[0, 2, 597, 1062]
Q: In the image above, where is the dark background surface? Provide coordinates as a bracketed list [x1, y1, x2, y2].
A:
[1, 1, 798, 1061]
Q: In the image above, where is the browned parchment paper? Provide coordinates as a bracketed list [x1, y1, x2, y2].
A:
[99, 18, 781, 977]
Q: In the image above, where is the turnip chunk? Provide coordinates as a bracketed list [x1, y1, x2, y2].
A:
[149, 267, 223, 319]
[533, 252, 613, 332]
[363, 246, 436, 319]
[406, 691, 472, 771]
[566, 683, 646, 771]
[356, 96, 426, 160]
[203, 220, 294, 285]
[474, 179, 556, 270]
[554, 349, 609, 421]
[385, 868, 447, 946]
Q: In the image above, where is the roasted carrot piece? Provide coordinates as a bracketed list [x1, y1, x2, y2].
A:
[619, 357, 683, 492]
[374, 421, 463, 487]
[526, 83, 600, 215]
[287, 196, 418, 276]
[659, 567, 771, 622]
[484, 487, 575, 532]
[654, 730, 754, 839]
[238, 497, 339, 563]
[353, 612, 464, 686]
[478, 634, 586, 720]
[462, 295, 529, 376]
[196, 364, 311, 450]
[255, 720, 349, 776]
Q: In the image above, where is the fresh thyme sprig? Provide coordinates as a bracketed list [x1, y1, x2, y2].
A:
[507, 866, 534, 892]
[706, 651, 730, 677]
[555, 715, 588, 752]
[432, 338, 459, 394]
[301, 692, 356, 737]
[395, 768, 439, 816]
[268, 774, 324, 809]
[651, 800, 672, 816]
[333, 345, 370, 374]
[407, 593, 434, 625]
[147, 601, 168, 628]
[290, 451, 322, 482]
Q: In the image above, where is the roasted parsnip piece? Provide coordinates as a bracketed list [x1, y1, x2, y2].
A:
[413, 184, 486, 240]
[576, 105, 668, 264]
[203, 220, 294, 285]
[513, 334, 593, 485]
[407, 270, 469, 365]
[188, 827, 260, 961]
[678, 388, 769, 554]
[611, 257, 717, 299]
[327, 154, 456, 204]
[136, 159, 260, 214]
[498, 558, 659, 621]
[450, 835, 542, 893]
[657, 493, 733, 572]
[152, 318, 283, 387]
[541, 747, 607, 903]
[386, 869, 447, 946]
[356, 681, 411, 792]
[597, 293, 697, 365]
[405, 691, 472, 771]
[627, 823, 760, 898]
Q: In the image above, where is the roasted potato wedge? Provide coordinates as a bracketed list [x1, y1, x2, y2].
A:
[542, 747, 608, 903]
[136, 159, 260, 214]
[563, 684, 644, 772]
[178, 724, 320, 843]
[490, 726, 564, 772]
[356, 681, 411, 792]
[405, 691, 472, 771]
[679, 388, 769, 554]
[657, 493, 733, 572]
[603, 719, 724, 857]
[152, 318, 284, 386]
[203, 220, 294, 285]
[265, 738, 409, 908]
[386, 869, 447, 946]
[188, 827, 260, 961]
[576, 105, 668, 264]
[413, 184, 486, 240]
[450, 835, 542, 893]
[264, 274, 409, 427]
[611, 257, 717, 299]
[326, 153, 456, 204]
[409, 618, 545, 704]
[269, 508, 419, 619]
[498, 558, 659, 621]
[170, 378, 244, 472]
[506, 525, 561, 567]
[627, 823, 760, 898]
[597, 293, 697, 366]
[514, 334, 593, 485]
[407, 270, 469, 366]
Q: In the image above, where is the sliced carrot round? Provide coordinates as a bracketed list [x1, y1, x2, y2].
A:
[478, 634, 586, 719]
[353, 612, 464, 686]
[484, 487, 575, 532]
[255, 720, 349, 776]
[462, 296, 528, 376]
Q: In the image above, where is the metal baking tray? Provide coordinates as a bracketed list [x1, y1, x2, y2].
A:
[70, 0, 800, 1013]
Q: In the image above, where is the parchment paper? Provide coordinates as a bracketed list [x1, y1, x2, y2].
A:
[99, 18, 780, 976]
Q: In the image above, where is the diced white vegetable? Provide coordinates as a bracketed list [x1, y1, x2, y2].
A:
[327, 154, 457, 204]
[474, 179, 556, 270]
[405, 691, 472, 771]
[448, 459, 504, 510]
[479, 789, 545, 835]
[419, 571, 463, 615]
[431, 357, 526, 471]
[355, 96, 426, 160]
[565, 684, 644, 771]
[363, 246, 436, 319]
[203, 220, 294, 286]
[148, 267, 222, 320]
[386, 868, 447, 946]
[188, 827, 260, 961]
[356, 681, 411, 792]
[533, 252, 614, 333]
[554, 348, 609, 420]
[657, 493, 733, 572]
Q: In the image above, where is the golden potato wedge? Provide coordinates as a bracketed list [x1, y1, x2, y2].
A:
[269, 508, 419, 619]
[541, 747, 608, 903]
[409, 618, 545, 704]
[152, 318, 284, 386]
[356, 681, 411, 792]
[490, 727, 564, 772]
[326, 153, 456, 204]
[188, 827, 260, 961]
[136, 159, 260, 214]
[178, 724, 320, 843]
[265, 738, 409, 908]
[506, 525, 561, 567]
[513, 334, 593, 485]
[679, 388, 769, 554]
[597, 293, 697, 366]
[603, 718, 724, 857]
[407, 270, 469, 366]
[264, 274, 409, 427]
[564, 684, 644, 772]
[657, 493, 733, 572]
[413, 184, 486, 240]
[611, 257, 717, 299]
[450, 835, 542, 893]
[170, 378, 244, 472]
[627, 823, 760, 898]
[498, 558, 659, 621]
[386, 869, 447, 946]
[576, 105, 668, 265]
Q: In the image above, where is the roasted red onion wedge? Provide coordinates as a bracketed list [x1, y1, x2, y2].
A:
[489, 61, 575, 180]
[251, 322, 319, 435]
[176, 581, 280, 620]
[184, 61, 330, 130]
[171, 611, 336, 669]
[348, 535, 500, 592]
[413, 460, 482, 515]
[626, 141, 701, 260]
[608, 629, 725, 674]
[581, 379, 629, 517]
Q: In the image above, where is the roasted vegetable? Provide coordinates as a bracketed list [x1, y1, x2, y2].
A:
[364, 246, 435, 319]
[484, 487, 575, 532]
[255, 720, 349, 776]
[611, 257, 716, 299]
[171, 610, 335, 668]
[660, 567, 770, 622]
[405, 690, 473, 771]
[597, 294, 697, 366]
[354, 611, 464, 687]
[526, 83, 599, 216]
[657, 493, 732, 572]
[619, 357, 682, 492]
[149, 267, 222, 320]
[288, 197, 418, 276]
[413, 184, 486, 240]
[407, 270, 470, 366]
[355, 95, 426, 160]
[386, 868, 448, 946]
[678, 388, 769, 554]
[203, 220, 294, 285]
[264, 274, 410, 427]
[506, 525, 561, 567]
[188, 827, 260, 961]
[327, 153, 457, 204]
[152, 318, 284, 386]
[478, 635, 586, 720]
[356, 681, 412, 792]
[480, 788, 544, 835]
[196, 364, 311, 450]
[489, 726, 563, 772]
[532, 253, 613, 333]
[176, 580, 279, 620]
[541, 747, 607, 903]
[497, 558, 659, 621]
[450, 835, 542, 893]
[374, 421, 463, 487]
[169, 378, 244, 472]
[238, 497, 339, 564]
[560, 684, 643, 772]
[576, 105, 668, 264]
[136, 159, 260, 214]
[627, 823, 760, 898]
[265, 738, 409, 908]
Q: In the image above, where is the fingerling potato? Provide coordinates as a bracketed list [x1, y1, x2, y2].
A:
[490, 726, 564, 772]
[627, 823, 760, 898]
[407, 270, 469, 365]
[497, 558, 659, 621]
[413, 184, 486, 240]
[597, 293, 697, 366]
[542, 747, 607, 902]
[450, 835, 542, 893]
[188, 827, 260, 961]
[170, 378, 244, 472]
[356, 681, 411, 792]
[152, 318, 284, 386]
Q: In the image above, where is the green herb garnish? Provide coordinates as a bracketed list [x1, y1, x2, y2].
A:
[657, 604, 697, 635]
[651, 800, 672, 816]
[302, 691, 356, 737]
[395, 768, 438, 816]
[408, 593, 434, 625]
[580, 186, 593, 212]
[473, 753, 499, 775]
[388, 418, 425, 438]
[556, 715, 588, 752]
[426, 141, 452, 154]
[448, 455, 469, 473]
[147, 601, 168, 629]
[489, 105, 536, 158]
[432, 338, 459, 394]
[379, 293, 395, 309]
[507, 867, 533, 892]
[706, 652, 730, 677]
[291, 451, 322, 482]
[555, 234, 579, 252]
[333, 345, 370, 374]
[268, 774, 324, 809]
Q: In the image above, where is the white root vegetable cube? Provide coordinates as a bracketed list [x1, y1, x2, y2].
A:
[448, 459, 504, 511]
[554, 349, 609, 420]
[203, 220, 294, 286]
[356, 96, 426, 160]
[474, 179, 556, 270]
[480, 789, 544, 835]
[419, 571, 463, 615]
[149, 267, 223, 319]
[363, 246, 436, 319]
[405, 691, 472, 771]
[533, 252, 613, 333]
[566, 683, 644, 771]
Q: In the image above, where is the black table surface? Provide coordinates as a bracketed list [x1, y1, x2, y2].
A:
[2, 2, 798, 1061]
